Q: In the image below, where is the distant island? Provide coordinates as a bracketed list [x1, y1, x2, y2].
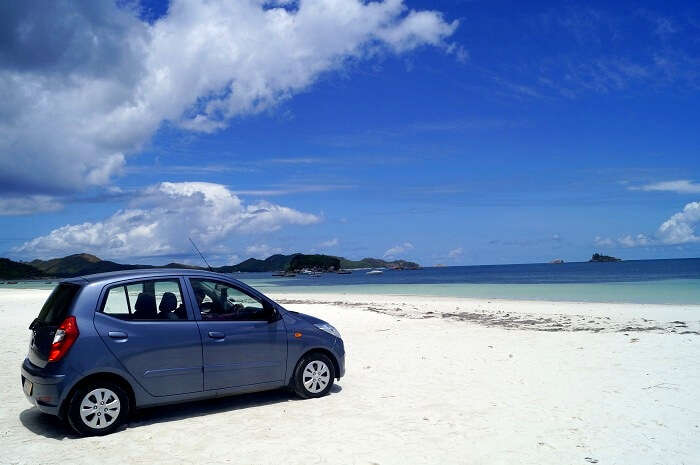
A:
[0, 252, 420, 279]
[589, 253, 622, 263]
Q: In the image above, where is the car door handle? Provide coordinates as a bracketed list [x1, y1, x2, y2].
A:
[208, 331, 225, 340]
[108, 331, 128, 340]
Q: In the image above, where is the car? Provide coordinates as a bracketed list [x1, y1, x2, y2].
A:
[21, 269, 345, 436]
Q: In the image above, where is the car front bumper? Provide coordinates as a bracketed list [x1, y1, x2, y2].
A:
[334, 337, 345, 378]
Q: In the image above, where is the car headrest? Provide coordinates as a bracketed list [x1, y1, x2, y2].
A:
[134, 292, 157, 317]
[159, 292, 178, 313]
[194, 287, 205, 299]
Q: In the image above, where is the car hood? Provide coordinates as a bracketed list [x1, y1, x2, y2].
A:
[293, 311, 329, 326]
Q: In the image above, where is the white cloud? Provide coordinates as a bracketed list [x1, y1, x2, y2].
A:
[594, 201, 700, 248]
[0, 0, 458, 195]
[383, 241, 414, 258]
[447, 247, 463, 258]
[631, 180, 700, 194]
[14, 182, 319, 258]
[657, 201, 700, 244]
[618, 233, 653, 248]
[245, 244, 283, 259]
[594, 236, 615, 247]
[0, 195, 62, 216]
[595, 233, 654, 248]
[319, 237, 339, 248]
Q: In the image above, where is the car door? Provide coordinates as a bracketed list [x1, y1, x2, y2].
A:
[93, 277, 203, 396]
[187, 278, 287, 391]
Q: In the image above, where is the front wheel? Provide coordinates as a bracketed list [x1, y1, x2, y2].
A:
[66, 381, 130, 436]
[292, 353, 335, 399]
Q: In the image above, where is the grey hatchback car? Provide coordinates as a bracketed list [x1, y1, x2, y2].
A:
[21, 269, 345, 436]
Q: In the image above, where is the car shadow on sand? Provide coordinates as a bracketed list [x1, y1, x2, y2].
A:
[19, 408, 76, 439]
[20, 384, 342, 439]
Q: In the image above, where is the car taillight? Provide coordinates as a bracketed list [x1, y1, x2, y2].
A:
[48, 316, 79, 362]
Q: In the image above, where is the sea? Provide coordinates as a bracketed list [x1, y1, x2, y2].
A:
[3, 258, 699, 305]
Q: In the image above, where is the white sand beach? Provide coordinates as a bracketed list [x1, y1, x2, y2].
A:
[1, 288, 699, 464]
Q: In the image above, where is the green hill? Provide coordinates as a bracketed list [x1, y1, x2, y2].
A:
[0, 258, 44, 279]
[288, 254, 341, 271]
[163, 262, 205, 270]
[218, 254, 300, 272]
[2, 252, 420, 279]
[224, 254, 418, 272]
[29, 253, 144, 277]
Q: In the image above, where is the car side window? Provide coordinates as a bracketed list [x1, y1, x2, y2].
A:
[189, 279, 271, 322]
[102, 279, 188, 321]
[103, 286, 131, 319]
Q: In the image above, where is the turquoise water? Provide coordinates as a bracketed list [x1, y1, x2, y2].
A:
[242, 278, 700, 305]
[232, 258, 700, 304]
[2, 279, 699, 304]
[0, 281, 58, 290]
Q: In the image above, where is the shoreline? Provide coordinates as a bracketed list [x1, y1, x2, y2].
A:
[269, 291, 700, 335]
[269, 286, 700, 306]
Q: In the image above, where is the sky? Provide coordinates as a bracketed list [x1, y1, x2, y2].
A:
[1, 0, 699, 266]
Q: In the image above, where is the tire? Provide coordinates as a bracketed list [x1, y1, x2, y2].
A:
[66, 380, 130, 436]
[292, 352, 335, 399]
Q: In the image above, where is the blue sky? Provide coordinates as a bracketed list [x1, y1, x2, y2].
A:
[1, 0, 699, 265]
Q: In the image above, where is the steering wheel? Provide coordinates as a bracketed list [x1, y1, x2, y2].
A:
[226, 298, 244, 312]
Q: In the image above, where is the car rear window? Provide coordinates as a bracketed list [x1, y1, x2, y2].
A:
[36, 283, 81, 325]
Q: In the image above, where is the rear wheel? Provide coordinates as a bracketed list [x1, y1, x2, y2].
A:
[66, 381, 130, 436]
[292, 352, 335, 399]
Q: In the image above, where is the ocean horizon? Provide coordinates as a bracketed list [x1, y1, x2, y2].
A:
[3, 257, 699, 305]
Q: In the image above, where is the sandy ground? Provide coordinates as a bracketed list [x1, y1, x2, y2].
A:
[1, 289, 699, 465]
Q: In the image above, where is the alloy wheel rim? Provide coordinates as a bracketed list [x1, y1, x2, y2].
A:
[303, 360, 330, 393]
[79, 388, 120, 429]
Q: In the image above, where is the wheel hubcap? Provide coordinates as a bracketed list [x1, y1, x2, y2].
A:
[303, 360, 330, 393]
[79, 388, 120, 429]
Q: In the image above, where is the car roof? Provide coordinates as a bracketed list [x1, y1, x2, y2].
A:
[62, 268, 240, 286]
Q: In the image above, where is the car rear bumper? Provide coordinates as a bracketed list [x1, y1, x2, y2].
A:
[20, 358, 67, 416]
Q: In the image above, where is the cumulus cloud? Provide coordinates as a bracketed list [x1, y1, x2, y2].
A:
[0, 0, 458, 195]
[384, 241, 414, 258]
[657, 201, 700, 244]
[630, 180, 700, 194]
[14, 182, 319, 258]
[0, 195, 63, 216]
[594, 201, 700, 247]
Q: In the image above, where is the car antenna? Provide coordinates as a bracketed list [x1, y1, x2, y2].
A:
[188, 237, 213, 272]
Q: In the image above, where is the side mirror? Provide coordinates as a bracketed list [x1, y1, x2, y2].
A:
[267, 305, 281, 323]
